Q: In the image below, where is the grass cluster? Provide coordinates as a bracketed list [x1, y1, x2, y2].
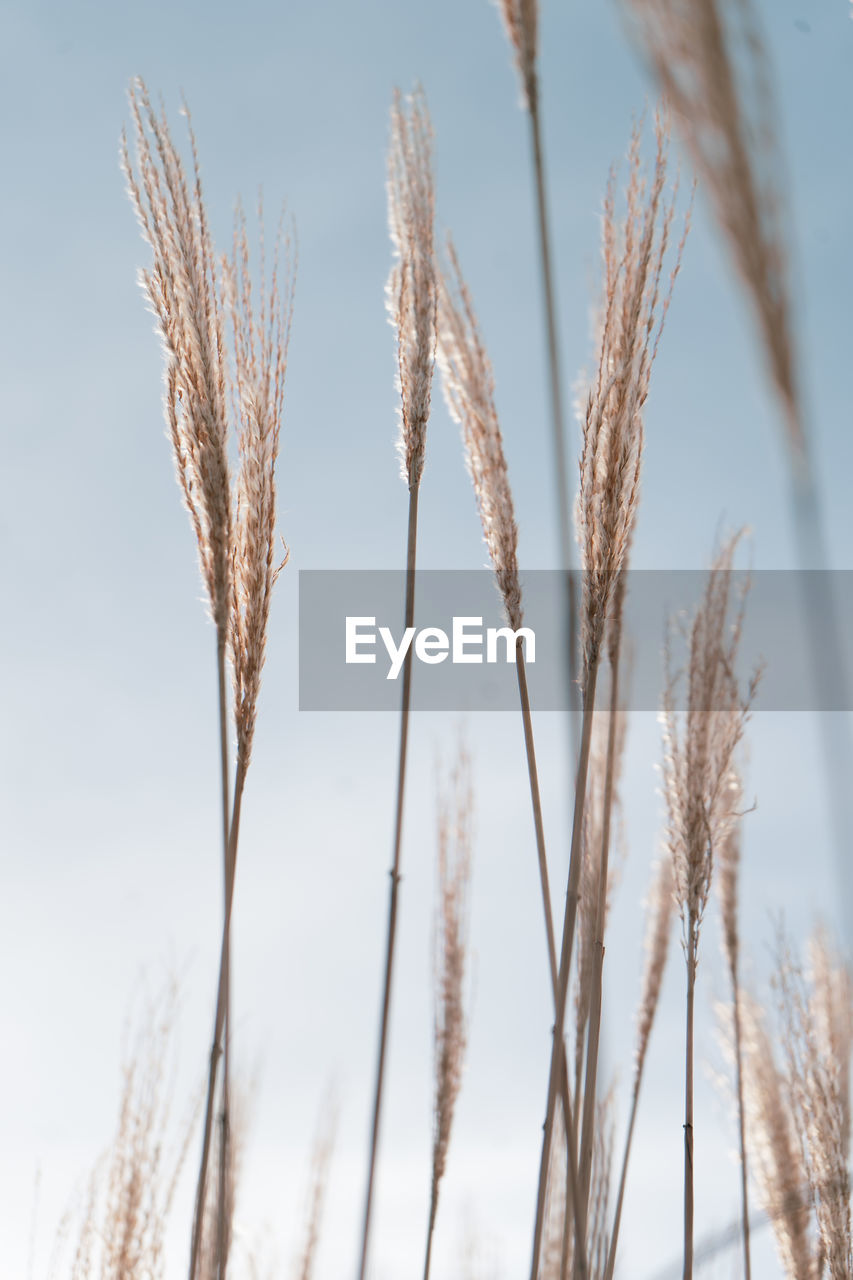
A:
[37, 2, 852, 1278]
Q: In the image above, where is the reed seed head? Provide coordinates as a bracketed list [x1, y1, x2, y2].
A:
[226, 203, 294, 774]
[437, 238, 523, 631]
[717, 768, 744, 982]
[741, 991, 815, 1280]
[775, 930, 853, 1277]
[575, 707, 628, 1086]
[387, 85, 437, 492]
[662, 534, 760, 976]
[122, 80, 232, 640]
[620, 0, 805, 462]
[634, 854, 675, 1082]
[495, 0, 539, 110]
[430, 746, 473, 1225]
[576, 111, 686, 675]
[58, 986, 194, 1280]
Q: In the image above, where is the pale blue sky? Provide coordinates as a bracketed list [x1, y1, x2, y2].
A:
[1, 1, 851, 1277]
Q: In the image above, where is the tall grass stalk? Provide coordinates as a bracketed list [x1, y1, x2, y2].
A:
[621, 0, 853, 928]
[525, 675, 596, 1274]
[531, 112, 682, 1279]
[120, 84, 235, 1280]
[662, 536, 759, 1279]
[423, 748, 473, 1280]
[358, 485, 419, 1280]
[529, 675, 599, 1280]
[437, 234, 588, 1275]
[576, 616, 624, 1250]
[494, 0, 580, 747]
[717, 776, 751, 1280]
[603, 855, 675, 1280]
[517, 645, 588, 1276]
[358, 85, 436, 1280]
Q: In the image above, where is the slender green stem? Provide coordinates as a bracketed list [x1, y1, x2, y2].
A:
[529, 658, 600, 1280]
[188, 635, 233, 1280]
[516, 647, 588, 1280]
[357, 485, 420, 1280]
[577, 643, 623, 1255]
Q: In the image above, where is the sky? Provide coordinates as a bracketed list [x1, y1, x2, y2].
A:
[1, 0, 852, 1277]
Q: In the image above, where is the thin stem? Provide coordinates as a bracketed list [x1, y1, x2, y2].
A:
[577, 644, 623, 1247]
[527, 87, 572, 607]
[684, 944, 696, 1280]
[516, 647, 589, 1279]
[530, 658, 601, 1280]
[357, 484, 420, 1280]
[423, 1192, 437, 1280]
[188, 634, 233, 1280]
[730, 971, 752, 1280]
[790, 467, 853, 933]
[603, 1080, 641, 1280]
[527, 79, 580, 755]
[216, 765, 245, 1280]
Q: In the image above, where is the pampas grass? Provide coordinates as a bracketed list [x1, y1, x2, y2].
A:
[662, 533, 759, 1278]
[620, 0, 853, 939]
[423, 747, 473, 1280]
[358, 82, 437, 1280]
[776, 930, 853, 1276]
[494, 0, 574, 614]
[717, 771, 752, 1280]
[50, 989, 194, 1280]
[437, 233, 588, 1276]
[528, 111, 683, 1280]
[743, 931, 853, 1278]
[604, 855, 675, 1280]
[742, 992, 814, 1280]
[122, 84, 292, 1280]
[82, 18, 849, 1280]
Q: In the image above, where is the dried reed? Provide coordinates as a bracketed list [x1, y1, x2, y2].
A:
[620, 0, 853, 925]
[574, 709, 627, 1136]
[358, 83, 437, 1280]
[123, 84, 292, 1280]
[716, 770, 752, 1279]
[294, 1102, 337, 1280]
[54, 988, 195, 1280]
[437, 235, 588, 1275]
[494, 0, 577, 706]
[662, 534, 759, 1278]
[776, 930, 853, 1277]
[576, 653, 628, 1246]
[741, 992, 815, 1280]
[529, 112, 682, 1280]
[619, 0, 801, 461]
[423, 748, 473, 1280]
[586, 1091, 616, 1280]
[603, 855, 675, 1280]
[198, 1083, 247, 1280]
[121, 84, 234, 1279]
